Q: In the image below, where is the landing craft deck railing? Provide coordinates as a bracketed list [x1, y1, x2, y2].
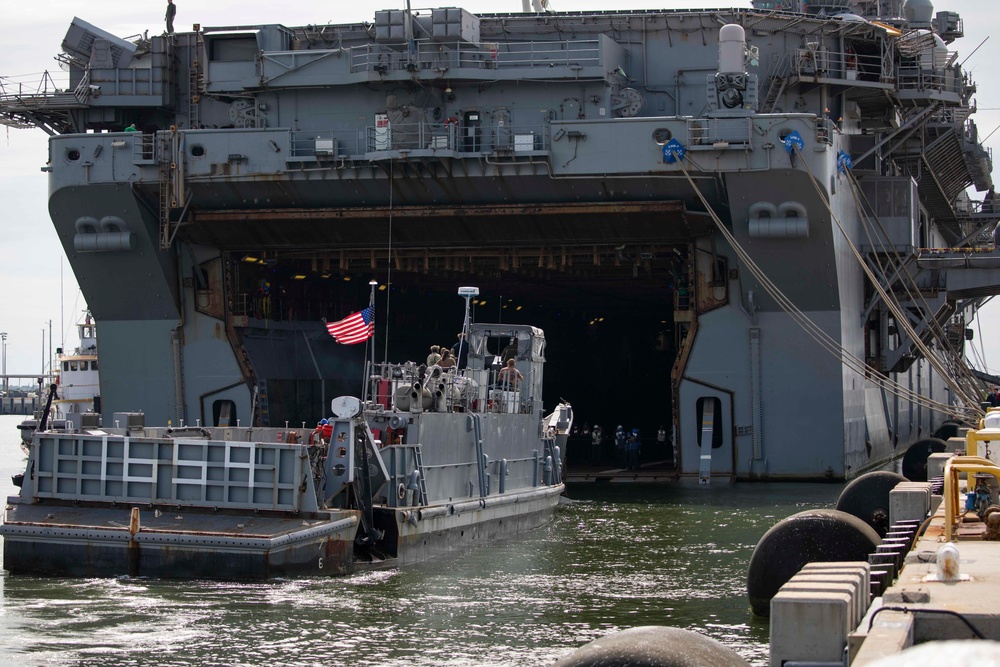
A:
[367, 362, 532, 415]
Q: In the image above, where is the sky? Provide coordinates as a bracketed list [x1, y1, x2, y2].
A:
[1, 0, 998, 380]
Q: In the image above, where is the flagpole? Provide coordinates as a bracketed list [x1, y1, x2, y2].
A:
[368, 280, 378, 402]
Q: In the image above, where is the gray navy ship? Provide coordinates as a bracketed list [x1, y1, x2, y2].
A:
[3, 0, 1000, 482]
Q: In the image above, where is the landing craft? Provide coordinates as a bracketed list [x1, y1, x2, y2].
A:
[2, 0, 999, 481]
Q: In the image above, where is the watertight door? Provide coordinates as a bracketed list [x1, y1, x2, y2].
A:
[681, 389, 734, 481]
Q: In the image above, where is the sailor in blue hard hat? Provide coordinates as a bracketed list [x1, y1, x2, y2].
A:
[627, 428, 641, 470]
[615, 425, 627, 468]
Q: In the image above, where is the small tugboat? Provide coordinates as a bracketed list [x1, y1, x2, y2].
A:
[1, 315, 570, 579]
[16, 311, 101, 453]
[52, 311, 100, 420]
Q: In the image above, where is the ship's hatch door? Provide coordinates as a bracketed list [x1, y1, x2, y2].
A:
[682, 389, 734, 480]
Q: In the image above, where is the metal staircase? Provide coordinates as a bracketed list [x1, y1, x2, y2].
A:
[890, 107, 982, 244]
[760, 53, 791, 113]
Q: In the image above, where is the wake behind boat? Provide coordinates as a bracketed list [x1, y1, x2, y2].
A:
[1, 320, 570, 578]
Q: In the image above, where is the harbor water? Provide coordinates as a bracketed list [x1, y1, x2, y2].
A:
[0, 414, 844, 666]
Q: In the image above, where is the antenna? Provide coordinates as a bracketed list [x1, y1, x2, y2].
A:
[457, 286, 479, 366]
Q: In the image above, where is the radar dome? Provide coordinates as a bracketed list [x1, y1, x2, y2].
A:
[718, 24, 746, 74]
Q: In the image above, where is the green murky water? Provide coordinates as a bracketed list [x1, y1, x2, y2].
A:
[0, 415, 843, 666]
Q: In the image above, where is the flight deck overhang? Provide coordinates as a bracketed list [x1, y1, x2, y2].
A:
[184, 200, 712, 251]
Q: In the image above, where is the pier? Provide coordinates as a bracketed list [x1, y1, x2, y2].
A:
[0, 397, 40, 416]
[0, 374, 51, 416]
[769, 427, 1000, 664]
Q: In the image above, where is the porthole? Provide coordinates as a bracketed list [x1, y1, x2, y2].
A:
[67, 149, 81, 161]
[191, 145, 205, 157]
[652, 128, 672, 145]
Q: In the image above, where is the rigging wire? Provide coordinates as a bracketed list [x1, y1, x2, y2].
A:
[674, 151, 977, 424]
[841, 170, 985, 406]
[809, 153, 984, 414]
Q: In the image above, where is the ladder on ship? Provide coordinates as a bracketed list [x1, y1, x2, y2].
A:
[157, 132, 174, 249]
[760, 52, 791, 114]
[188, 32, 203, 129]
[412, 446, 428, 505]
[257, 380, 270, 426]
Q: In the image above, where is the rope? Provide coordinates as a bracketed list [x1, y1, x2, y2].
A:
[797, 145, 983, 416]
[672, 148, 977, 423]
[839, 164, 985, 405]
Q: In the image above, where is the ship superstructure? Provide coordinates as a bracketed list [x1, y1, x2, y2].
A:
[3, 0, 1000, 480]
[52, 311, 100, 420]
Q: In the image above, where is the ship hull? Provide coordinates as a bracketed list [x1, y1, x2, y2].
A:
[1, 487, 563, 579]
[17, 3, 998, 483]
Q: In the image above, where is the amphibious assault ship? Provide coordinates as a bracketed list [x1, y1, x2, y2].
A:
[3, 0, 1000, 482]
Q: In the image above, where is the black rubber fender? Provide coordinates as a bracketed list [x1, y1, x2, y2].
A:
[932, 422, 961, 442]
[901, 438, 949, 482]
[746, 509, 880, 617]
[550, 626, 751, 667]
[835, 470, 908, 536]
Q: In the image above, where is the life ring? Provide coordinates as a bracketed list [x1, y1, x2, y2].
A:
[444, 117, 459, 127]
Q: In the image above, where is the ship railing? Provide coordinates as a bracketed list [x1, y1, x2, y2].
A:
[792, 46, 888, 84]
[815, 117, 836, 145]
[127, 132, 156, 162]
[365, 362, 532, 415]
[929, 106, 973, 127]
[896, 61, 963, 95]
[0, 70, 84, 125]
[686, 117, 753, 148]
[382, 451, 543, 504]
[348, 39, 601, 74]
[366, 120, 550, 154]
[289, 122, 549, 158]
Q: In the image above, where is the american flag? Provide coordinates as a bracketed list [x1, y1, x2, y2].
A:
[326, 306, 374, 344]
